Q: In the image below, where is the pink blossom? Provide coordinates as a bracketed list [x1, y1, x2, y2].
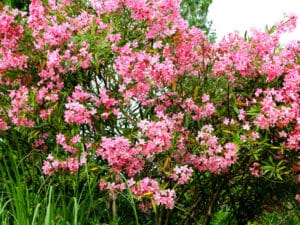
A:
[64, 102, 96, 125]
[171, 165, 193, 185]
[249, 162, 263, 177]
[251, 132, 260, 140]
[138, 118, 175, 156]
[70, 134, 81, 144]
[0, 119, 9, 130]
[295, 194, 300, 202]
[223, 118, 230, 125]
[153, 41, 163, 49]
[42, 160, 54, 176]
[67, 157, 80, 173]
[7, 86, 35, 127]
[242, 123, 250, 130]
[56, 133, 66, 145]
[154, 189, 176, 209]
[99, 180, 126, 200]
[96, 137, 144, 176]
[240, 135, 247, 142]
[40, 109, 53, 119]
[201, 94, 210, 103]
[238, 109, 245, 121]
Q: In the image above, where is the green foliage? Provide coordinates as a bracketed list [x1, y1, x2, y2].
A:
[252, 203, 300, 225]
[211, 210, 236, 225]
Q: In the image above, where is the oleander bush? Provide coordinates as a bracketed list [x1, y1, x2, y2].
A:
[0, 0, 299, 224]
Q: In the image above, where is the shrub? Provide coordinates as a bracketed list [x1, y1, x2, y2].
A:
[0, 1, 299, 224]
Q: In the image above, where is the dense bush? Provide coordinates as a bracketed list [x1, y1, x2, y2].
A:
[0, 0, 299, 224]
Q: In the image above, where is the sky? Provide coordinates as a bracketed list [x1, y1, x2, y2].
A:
[208, 0, 300, 43]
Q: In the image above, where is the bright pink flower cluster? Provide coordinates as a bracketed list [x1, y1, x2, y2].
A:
[153, 189, 176, 209]
[56, 133, 80, 154]
[170, 165, 193, 185]
[8, 86, 34, 127]
[187, 126, 238, 174]
[137, 118, 175, 156]
[127, 177, 176, 209]
[64, 102, 97, 125]
[42, 152, 86, 175]
[129, 177, 159, 196]
[0, 118, 9, 130]
[99, 180, 126, 200]
[183, 98, 215, 121]
[33, 133, 49, 151]
[96, 137, 144, 177]
[249, 162, 263, 177]
[0, 7, 27, 72]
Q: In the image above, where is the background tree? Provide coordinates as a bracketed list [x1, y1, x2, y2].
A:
[180, 0, 216, 41]
[1, 0, 30, 10]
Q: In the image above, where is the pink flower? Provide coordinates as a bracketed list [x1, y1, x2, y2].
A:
[249, 162, 263, 177]
[96, 137, 144, 176]
[154, 189, 176, 209]
[40, 109, 53, 119]
[99, 180, 106, 190]
[56, 133, 66, 145]
[171, 165, 193, 185]
[279, 131, 287, 138]
[255, 114, 269, 129]
[51, 160, 60, 171]
[240, 135, 247, 142]
[106, 34, 121, 43]
[99, 180, 125, 199]
[243, 123, 251, 131]
[224, 143, 238, 162]
[67, 157, 80, 173]
[153, 41, 162, 49]
[223, 118, 230, 125]
[42, 160, 54, 176]
[295, 194, 300, 202]
[201, 94, 210, 103]
[238, 109, 245, 121]
[101, 112, 109, 120]
[47, 49, 61, 69]
[70, 134, 81, 143]
[0, 119, 9, 130]
[251, 132, 260, 140]
[64, 102, 96, 125]
[138, 119, 175, 156]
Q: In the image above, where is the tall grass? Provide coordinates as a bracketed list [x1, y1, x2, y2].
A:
[0, 129, 143, 225]
[0, 130, 105, 225]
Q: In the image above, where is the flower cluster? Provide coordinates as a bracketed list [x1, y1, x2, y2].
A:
[249, 162, 263, 177]
[128, 177, 176, 209]
[137, 119, 175, 156]
[154, 189, 176, 209]
[188, 126, 238, 174]
[99, 180, 126, 200]
[8, 86, 34, 127]
[96, 137, 144, 177]
[170, 165, 193, 185]
[42, 153, 86, 175]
